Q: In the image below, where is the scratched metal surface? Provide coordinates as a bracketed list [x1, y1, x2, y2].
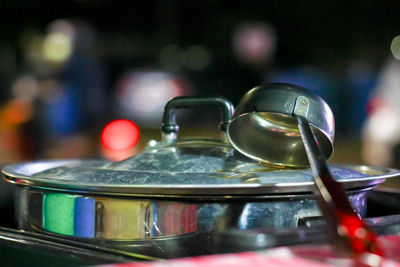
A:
[3, 138, 395, 196]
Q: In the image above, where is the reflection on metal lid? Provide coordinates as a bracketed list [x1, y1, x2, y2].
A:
[2, 155, 396, 197]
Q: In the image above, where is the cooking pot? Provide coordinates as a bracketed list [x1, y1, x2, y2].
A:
[2, 95, 399, 258]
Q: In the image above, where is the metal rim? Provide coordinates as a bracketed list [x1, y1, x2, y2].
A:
[2, 160, 397, 198]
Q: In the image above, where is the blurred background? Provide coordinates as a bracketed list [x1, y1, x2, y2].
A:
[1, 0, 400, 225]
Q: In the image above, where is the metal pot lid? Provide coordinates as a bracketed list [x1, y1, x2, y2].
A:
[2, 96, 399, 198]
[2, 138, 398, 198]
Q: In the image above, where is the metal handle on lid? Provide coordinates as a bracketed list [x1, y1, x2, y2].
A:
[161, 96, 234, 143]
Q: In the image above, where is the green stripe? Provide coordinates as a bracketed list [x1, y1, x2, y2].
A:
[43, 193, 75, 236]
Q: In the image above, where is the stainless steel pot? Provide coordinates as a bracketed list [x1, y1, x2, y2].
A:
[2, 96, 399, 258]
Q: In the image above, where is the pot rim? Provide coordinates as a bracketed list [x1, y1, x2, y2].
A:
[2, 160, 396, 198]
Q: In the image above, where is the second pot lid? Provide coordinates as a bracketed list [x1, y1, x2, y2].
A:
[2, 138, 397, 198]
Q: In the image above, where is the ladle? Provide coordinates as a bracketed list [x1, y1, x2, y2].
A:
[228, 83, 383, 266]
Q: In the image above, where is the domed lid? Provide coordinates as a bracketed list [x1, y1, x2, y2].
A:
[2, 149, 395, 198]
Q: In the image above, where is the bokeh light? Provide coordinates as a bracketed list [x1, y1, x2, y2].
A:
[101, 119, 140, 150]
[160, 45, 183, 71]
[1, 99, 32, 125]
[11, 75, 38, 101]
[42, 32, 73, 63]
[185, 45, 211, 71]
[391, 35, 400, 60]
[233, 22, 277, 65]
[115, 71, 190, 127]
[42, 20, 75, 64]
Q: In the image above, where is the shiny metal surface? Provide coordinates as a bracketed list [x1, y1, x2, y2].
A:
[15, 186, 367, 244]
[2, 158, 396, 197]
[2, 94, 398, 259]
[2, 94, 393, 197]
[161, 96, 234, 144]
[3, 158, 395, 197]
[213, 214, 400, 253]
[297, 114, 381, 260]
[229, 84, 383, 265]
[227, 83, 335, 166]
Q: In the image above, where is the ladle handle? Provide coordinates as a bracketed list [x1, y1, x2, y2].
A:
[296, 115, 383, 266]
[161, 96, 234, 143]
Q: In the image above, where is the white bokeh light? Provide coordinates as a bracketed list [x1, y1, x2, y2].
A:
[391, 35, 400, 60]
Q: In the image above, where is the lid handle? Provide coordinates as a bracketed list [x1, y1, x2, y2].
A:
[161, 96, 234, 143]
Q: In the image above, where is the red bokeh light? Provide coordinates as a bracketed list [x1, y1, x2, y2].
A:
[101, 119, 140, 150]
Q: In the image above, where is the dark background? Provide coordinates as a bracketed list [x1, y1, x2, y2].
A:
[0, 0, 399, 101]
